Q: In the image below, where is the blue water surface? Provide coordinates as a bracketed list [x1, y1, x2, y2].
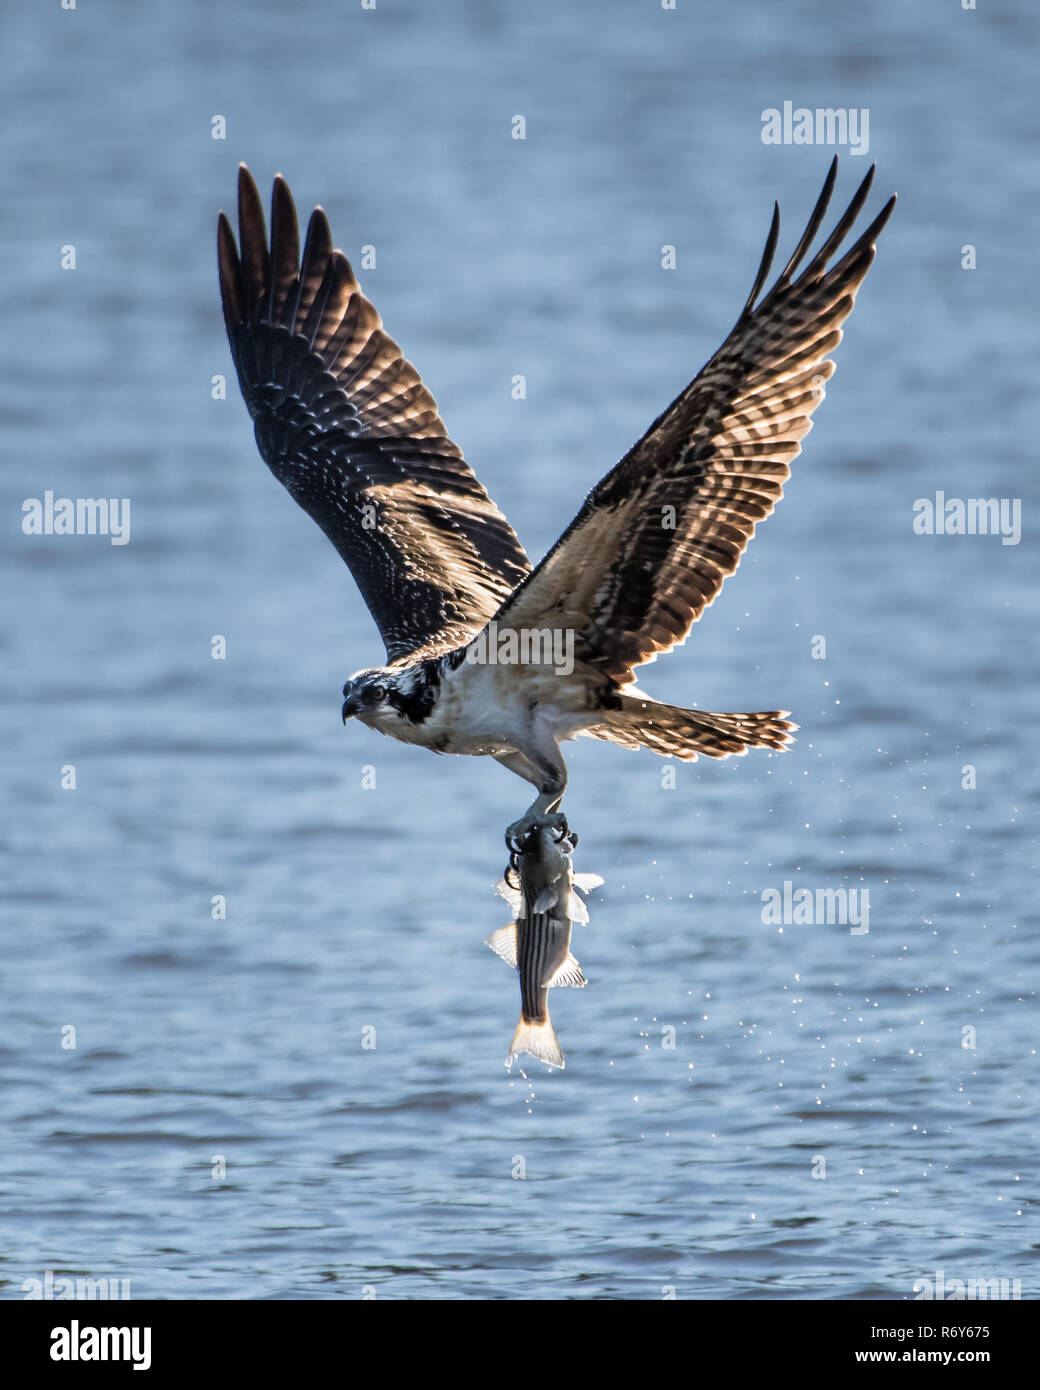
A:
[1, 0, 1037, 1299]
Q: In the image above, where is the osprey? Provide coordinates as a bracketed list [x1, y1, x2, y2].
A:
[218, 161, 894, 848]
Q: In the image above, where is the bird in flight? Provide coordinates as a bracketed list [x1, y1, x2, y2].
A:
[218, 160, 894, 849]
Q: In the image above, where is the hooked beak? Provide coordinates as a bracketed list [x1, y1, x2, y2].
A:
[342, 694, 360, 723]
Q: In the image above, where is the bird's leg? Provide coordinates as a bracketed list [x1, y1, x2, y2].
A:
[496, 747, 569, 853]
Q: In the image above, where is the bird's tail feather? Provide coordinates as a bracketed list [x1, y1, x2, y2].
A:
[587, 697, 796, 760]
[509, 1016, 565, 1069]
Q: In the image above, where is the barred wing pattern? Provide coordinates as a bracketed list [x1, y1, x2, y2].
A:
[218, 166, 531, 662]
[493, 160, 895, 685]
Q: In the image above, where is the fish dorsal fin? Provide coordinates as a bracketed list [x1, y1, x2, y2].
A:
[573, 873, 604, 894]
[494, 878, 524, 914]
[549, 953, 586, 989]
[484, 923, 519, 969]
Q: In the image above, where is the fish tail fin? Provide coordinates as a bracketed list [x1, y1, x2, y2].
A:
[508, 1015, 565, 1069]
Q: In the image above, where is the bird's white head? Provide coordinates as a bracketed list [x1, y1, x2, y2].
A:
[341, 667, 399, 729]
[341, 660, 440, 732]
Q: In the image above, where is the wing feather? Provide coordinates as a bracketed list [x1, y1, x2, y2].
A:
[218, 166, 530, 662]
[490, 159, 895, 684]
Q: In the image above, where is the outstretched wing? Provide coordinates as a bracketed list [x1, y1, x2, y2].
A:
[491, 160, 895, 685]
[218, 165, 531, 662]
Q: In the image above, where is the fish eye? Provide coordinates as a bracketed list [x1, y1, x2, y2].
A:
[369, 684, 387, 702]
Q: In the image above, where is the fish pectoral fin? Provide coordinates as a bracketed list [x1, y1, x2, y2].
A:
[548, 952, 586, 989]
[509, 1017, 564, 1069]
[532, 885, 561, 914]
[494, 878, 524, 914]
[573, 873, 604, 893]
[484, 923, 519, 969]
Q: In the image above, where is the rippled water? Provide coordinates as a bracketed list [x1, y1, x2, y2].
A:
[2, 1, 1037, 1299]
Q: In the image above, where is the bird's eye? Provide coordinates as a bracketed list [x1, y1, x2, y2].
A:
[369, 684, 387, 702]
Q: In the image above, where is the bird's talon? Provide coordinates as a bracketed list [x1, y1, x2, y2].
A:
[505, 810, 570, 854]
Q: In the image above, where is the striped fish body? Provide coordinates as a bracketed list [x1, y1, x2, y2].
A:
[518, 910, 581, 1029]
[486, 827, 601, 1068]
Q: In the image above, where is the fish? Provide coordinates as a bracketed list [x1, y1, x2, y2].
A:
[486, 825, 603, 1068]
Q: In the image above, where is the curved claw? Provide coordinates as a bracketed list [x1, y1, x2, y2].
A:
[504, 810, 570, 855]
